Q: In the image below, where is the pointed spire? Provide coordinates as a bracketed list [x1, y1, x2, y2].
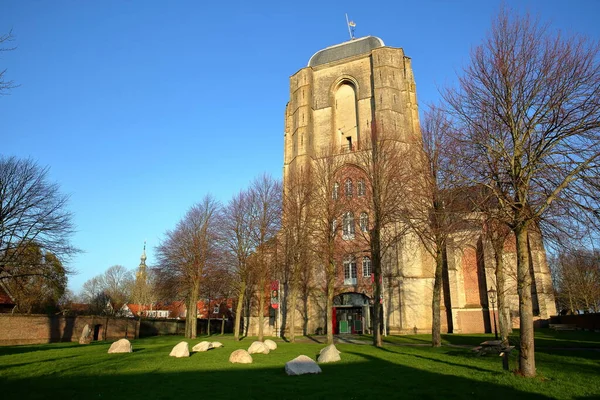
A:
[137, 241, 148, 282]
[141, 240, 147, 264]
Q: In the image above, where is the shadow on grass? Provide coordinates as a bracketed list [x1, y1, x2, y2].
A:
[0, 341, 107, 356]
[0, 355, 80, 372]
[1, 349, 555, 400]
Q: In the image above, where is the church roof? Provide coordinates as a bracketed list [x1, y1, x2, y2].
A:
[308, 36, 385, 67]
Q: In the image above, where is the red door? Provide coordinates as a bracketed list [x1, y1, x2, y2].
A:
[332, 307, 337, 334]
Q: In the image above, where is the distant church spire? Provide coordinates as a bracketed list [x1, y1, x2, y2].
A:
[141, 241, 147, 265]
[136, 241, 147, 281]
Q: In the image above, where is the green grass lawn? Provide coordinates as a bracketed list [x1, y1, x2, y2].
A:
[1, 331, 599, 400]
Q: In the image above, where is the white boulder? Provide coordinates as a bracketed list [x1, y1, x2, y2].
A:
[317, 344, 341, 363]
[248, 341, 270, 354]
[79, 324, 92, 344]
[108, 338, 132, 354]
[192, 341, 213, 352]
[229, 349, 253, 364]
[211, 341, 223, 348]
[285, 355, 322, 376]
[264, 339, 277, 350]
[169, 341, 190, 358]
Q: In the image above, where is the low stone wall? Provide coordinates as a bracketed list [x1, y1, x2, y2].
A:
[140, 318, 233, 337]
[0, 314, 137, 345]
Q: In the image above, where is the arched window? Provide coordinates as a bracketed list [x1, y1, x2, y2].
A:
[362, 257, 372, 277]
[342, 211, 355, 239]
[335, 83, 358, 153]
[332, 182, 339, 200]
[345, 178, 353, 198]
[344, 255, 357, 285]
[359, 212, 369, 233]
[358, 179, 366, 196]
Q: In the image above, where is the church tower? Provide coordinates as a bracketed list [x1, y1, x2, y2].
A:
[283, 36, 435, 335]
[280, 36, 556, 337]
[283, 36, 421, 180]
[135, 242, 147, 283]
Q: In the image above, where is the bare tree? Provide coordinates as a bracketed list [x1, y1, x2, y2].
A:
[248, 174, 282, 341]
[444, 8, 600, 376]
[0, 30, 17, 95]
[101, 265, 134, 314]
[0, 157, 77, 284]
[282, 165, 313, 343]
[310, 146, 347, 344]
[551, 248, 600, 314]
[410, 105, 472, 347]
[354, 122, 413, 347]
[80, 276, 110, 315]
[220, 190, 254, 340]
[155, 195, 221, 339]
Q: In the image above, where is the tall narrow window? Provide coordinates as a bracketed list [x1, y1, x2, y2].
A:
[342, 212, 355, 239]
[359, 212, 369, 233]
[362, 257, 372, 277]
[344, 256, 357, 285]
[334, 83, 358, 153]
[332, 182, 339, 200]
[345, 178, 353, 198]
[358, 180, 366, 196]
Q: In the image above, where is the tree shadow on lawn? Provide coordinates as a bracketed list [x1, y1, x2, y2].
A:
[2, 350, 555, 400]
[0, 341, 105, 356]
[0, 355, 80, 372]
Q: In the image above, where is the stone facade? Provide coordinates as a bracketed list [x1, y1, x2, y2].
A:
[274, 36, 556, 336]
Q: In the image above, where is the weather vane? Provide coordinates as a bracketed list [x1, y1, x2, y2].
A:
[346, 13, 356, 40]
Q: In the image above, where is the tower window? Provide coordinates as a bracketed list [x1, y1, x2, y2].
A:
[342, 211, 355, 239]
[362, 257, 372, 277]
[345, 178, 353, 198]
[359, 212, 369, 233]
[333, 182, 339, 200]
[358, 180, 365, 196]
[344, 256, 357, 285]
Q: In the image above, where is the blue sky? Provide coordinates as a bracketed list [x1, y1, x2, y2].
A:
[2, 0, 599, 294]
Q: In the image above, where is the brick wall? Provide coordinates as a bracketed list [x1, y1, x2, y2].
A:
[0, 314, 137, 345]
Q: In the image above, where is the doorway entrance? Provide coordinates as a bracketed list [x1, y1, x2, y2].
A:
[332, 292, 370, 334]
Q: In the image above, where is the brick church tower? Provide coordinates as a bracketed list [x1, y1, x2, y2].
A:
[280, 36, 556, 336]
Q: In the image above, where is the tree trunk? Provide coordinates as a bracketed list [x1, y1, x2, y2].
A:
[136, 315, 142, 339]
[371, 228, 383, 347]
[207, 300, 211, 336]
[431, 246, 444, 347]
[186, 287, 199, 339]
[289, 283, 298, 343]
[494, 246, 511, 347]
[258, 280, 265, 341]
[326, 269, 334, 344]
[221, 314, 225, 335]
[515, 223, 536, 377]
[234, 280, 246, 341]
